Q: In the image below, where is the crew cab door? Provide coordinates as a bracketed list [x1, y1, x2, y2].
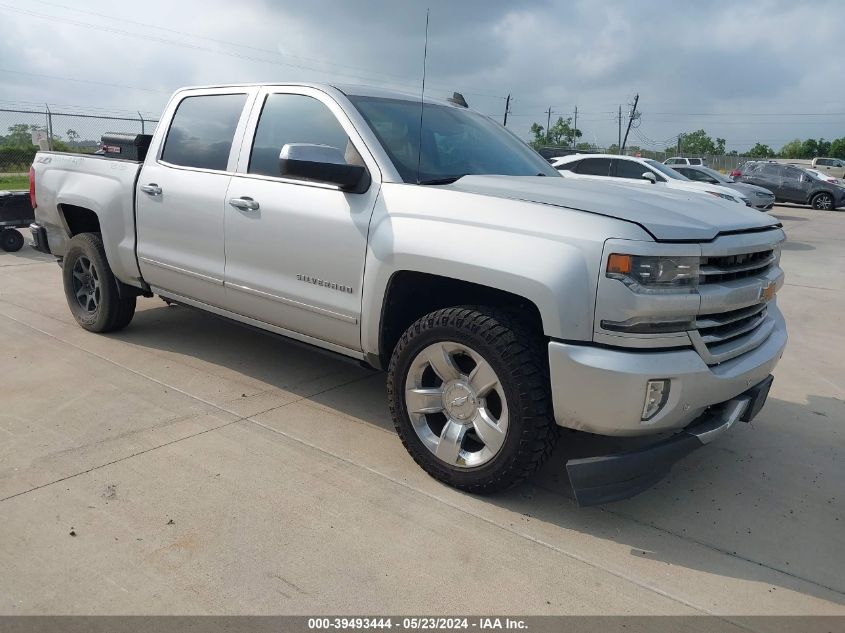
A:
[136, 88, 257, 306]
[221, 87, 381, 351]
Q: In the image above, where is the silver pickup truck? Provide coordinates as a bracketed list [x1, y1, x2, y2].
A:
[29, 83, 787, 505]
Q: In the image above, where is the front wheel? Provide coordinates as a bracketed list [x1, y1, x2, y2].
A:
[387, 307, 557, 494]
[62, 233, 136, 332]
[811, 193, 834, 210]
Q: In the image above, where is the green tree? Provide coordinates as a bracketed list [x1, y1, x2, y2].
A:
[779, 139, 803, 158]
[746, 143, 776, 158]
[829, 137, 845, 159]
[3, 124, 45, 148]
[677, 129, 724, 156]
[528, 117, 581, 148]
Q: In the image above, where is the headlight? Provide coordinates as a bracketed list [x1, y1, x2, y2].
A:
[607, 254, 699, 294]
[706, 190, 741, 203]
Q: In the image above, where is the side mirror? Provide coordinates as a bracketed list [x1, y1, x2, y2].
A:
[641, 171, 657, 183]
[279, 143, 370, 193]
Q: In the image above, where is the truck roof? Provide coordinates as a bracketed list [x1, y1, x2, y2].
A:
[171, 82, 462, 108]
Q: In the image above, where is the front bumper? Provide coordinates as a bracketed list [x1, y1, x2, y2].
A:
[566, 375, 773, 506]
[548, 307, 786, 436]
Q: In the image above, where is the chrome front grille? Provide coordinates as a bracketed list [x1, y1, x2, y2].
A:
[695, 302, 768, 346]
[692, 233, 784, 364]
[699, 249, 775, 284]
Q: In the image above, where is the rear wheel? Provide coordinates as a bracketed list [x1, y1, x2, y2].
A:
[1, 229, 24, 252]
[387, 306, 557, 494]
[62, 233, 136, 332]
[811, 193, 834, 210]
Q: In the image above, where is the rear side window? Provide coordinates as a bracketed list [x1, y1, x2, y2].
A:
[613, 159, 652, 180]
[556, 160, 578, 171]
[689, 158, 702, 165]
[162, 94, 247, 170]
[761, 164, 781, 177]
[249, 93, 352, 177]
[816, 159, 831, 166]
[575, 158, 611, 176]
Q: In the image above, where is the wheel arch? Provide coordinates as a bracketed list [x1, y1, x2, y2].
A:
[371, 270, 546, 370]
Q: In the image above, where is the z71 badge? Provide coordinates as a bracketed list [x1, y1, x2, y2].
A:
[297, 274, 354, 294]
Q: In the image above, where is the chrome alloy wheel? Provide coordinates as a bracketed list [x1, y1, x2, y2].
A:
[71, 255, 101, 313]
[405, 341, 508, 468]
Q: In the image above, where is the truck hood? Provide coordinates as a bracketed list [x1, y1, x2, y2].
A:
[447, 175, 780, 241]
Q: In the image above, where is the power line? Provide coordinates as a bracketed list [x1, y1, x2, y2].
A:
[0, 67, 170, 94]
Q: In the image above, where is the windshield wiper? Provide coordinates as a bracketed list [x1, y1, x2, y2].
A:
[418, 176, 465, 185]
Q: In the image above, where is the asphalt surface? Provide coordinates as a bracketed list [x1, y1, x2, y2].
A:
[0, 204, 842, 616]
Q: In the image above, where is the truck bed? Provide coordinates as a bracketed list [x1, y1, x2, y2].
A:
[31, 151, 144, 286]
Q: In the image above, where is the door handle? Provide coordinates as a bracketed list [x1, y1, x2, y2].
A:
[140, 183, 162, 196]
[228, 196, 260, 211]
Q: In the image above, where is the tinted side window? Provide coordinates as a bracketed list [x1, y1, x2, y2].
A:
[761, 164, 781, 177]
[162, 94, 247, 170]
[556, 160, 579, 172]
[614, 159, 652, 179]
[249, 93, 352, 177]
[783, 167, 803, 180]
[816, 159, 831, 166]
[575, 158, 611, 176]
[681, 168, 708, 182]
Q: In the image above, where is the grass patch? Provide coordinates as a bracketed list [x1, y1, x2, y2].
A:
[0, 174, 29, 191]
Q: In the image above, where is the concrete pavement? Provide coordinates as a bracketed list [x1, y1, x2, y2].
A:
[0, 207, 842, 616]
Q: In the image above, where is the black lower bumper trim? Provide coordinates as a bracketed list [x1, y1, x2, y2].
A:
[565, 375, 773, 507]
[566, 434, 702, 507]
[29, 223, 50, 254]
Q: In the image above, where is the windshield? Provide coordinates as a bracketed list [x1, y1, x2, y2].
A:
[645, 159, 688, 180]
[348, 96, 559, 183]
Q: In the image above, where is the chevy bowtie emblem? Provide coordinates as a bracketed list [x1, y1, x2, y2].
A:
[450, 395, 470, 407]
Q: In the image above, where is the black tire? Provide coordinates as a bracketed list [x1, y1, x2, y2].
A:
[811, 192, 834, 210]
[62, 233, 136, 332]
[1, 229, 24, 252]
[387, 306, 557, 494]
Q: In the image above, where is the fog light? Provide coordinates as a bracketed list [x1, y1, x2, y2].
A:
[642, 379, 670, 421]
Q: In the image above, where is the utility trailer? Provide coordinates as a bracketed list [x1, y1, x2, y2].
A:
[0, 190, 34, 252]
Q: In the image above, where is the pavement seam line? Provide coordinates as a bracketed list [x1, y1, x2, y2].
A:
[245, 418, 736, 620]
[1, 308, 839, 617]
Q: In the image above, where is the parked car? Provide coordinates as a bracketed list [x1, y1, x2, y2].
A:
[771, 157, 845, 179]
[552, 154, 752, 206]
[672, 165, 775, 210]
[30, 83, 786, 506]
[664, 157, 708, 166]
[738, 162, 845, 210]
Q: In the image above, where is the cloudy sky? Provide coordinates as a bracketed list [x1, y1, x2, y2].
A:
[1, 0, 843, 152]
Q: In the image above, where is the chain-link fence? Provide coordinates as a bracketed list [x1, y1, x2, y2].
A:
[0, 106, 159, 175]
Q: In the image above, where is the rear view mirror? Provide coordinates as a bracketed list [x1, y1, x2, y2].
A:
[279, 143, 370, 193]
[641, 172, 657, 183]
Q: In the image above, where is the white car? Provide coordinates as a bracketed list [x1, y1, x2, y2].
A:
[664, 156, 708, 166]
[552, 154, 752, 206]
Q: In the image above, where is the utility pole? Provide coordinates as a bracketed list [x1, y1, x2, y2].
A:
[617, 105, 622, 153]
[546, 106, 552, 144]
[572, 106, 578, 149]
[677, 133, 682, 155]
[503, 94, 511, 127]
[621, 94, 639, 154]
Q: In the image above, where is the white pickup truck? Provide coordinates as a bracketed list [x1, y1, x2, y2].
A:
[29, 83, 787, 505]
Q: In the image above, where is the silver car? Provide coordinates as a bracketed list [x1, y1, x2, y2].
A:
[673, 165, 775, 210]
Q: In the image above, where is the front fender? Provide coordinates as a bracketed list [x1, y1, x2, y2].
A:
[359, 184, 646, 356]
